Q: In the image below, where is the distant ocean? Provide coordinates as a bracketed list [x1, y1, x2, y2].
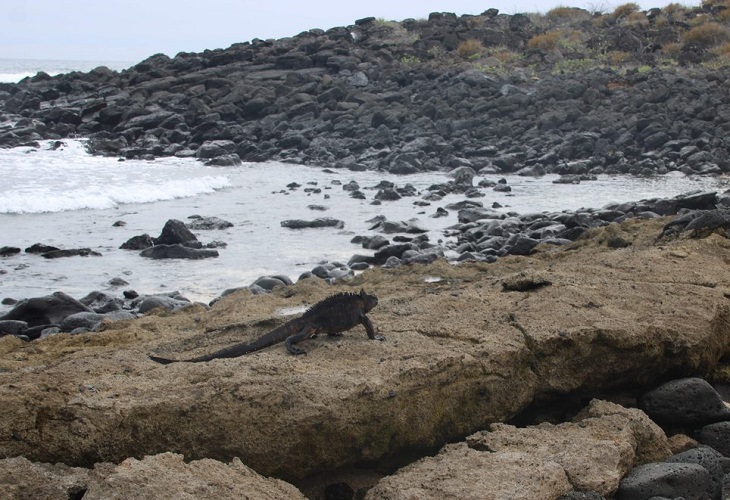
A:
[0, 58, 134, 83]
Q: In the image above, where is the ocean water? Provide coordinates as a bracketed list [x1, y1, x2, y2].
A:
[0, 58, 134, 83]
[0, 139, 727, 310]
[1, 60, 727, 308]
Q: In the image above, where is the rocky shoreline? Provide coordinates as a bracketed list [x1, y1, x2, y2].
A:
[0, 189, 726, 341]
[1, 211, 730, 498]
[2, 6, 730, 178]
[4, 3, 730, 498]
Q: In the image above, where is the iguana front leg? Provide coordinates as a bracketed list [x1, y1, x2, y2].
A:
[285, 324, 317, 355]
[361, 314, 385, 341]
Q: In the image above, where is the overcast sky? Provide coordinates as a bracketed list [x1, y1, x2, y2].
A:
[4, 0, 693, 63]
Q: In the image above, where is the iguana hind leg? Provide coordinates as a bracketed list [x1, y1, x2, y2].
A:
[285, 324, 317, 355]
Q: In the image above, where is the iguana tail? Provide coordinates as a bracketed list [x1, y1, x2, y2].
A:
[148, 355, 179, 365]
[148, 320, 310, 364]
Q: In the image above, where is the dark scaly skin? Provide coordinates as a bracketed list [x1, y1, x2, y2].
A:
[149, 289, 382, 364]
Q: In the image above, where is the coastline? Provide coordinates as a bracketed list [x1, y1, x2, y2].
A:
[4, 3, 730, 496]
[1, 214, 729, 498]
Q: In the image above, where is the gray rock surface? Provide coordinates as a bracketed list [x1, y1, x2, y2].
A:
[639, 378, 730, 427]
[616, 462, 712, 500]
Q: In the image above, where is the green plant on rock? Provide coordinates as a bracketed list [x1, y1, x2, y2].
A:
[426, 45, 447, 60]
[551, 58, 596, 74]
[399, 54, 422, 66]
[374, 18, 420, 46]
[374, 18, 399, 28]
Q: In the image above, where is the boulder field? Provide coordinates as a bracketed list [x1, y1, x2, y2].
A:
[3, 7, 730, 177]
[0, 216, 729, 497]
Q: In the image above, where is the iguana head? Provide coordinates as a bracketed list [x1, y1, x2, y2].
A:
[359, 289, 378, 312]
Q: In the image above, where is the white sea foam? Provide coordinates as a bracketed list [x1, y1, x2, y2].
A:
[0, 176, 231, 214]
[0, 140, 231, 214]
[0, 58, 133, 83]
[0, 72, 37, 83]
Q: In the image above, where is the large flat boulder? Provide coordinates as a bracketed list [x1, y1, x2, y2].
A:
[0, 217, 729, 482]
[366, 400, 671, 499]
[0, 453, 304, 499]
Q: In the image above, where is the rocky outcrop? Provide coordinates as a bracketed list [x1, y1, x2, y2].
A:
[2, 7, 730, 176]
[0, 216, 729, 489]
[280, 217, 345, 229]
[0, 453, 305, 499]
[139, 244, 219, 259]
[367, 399, 671, 499]
[120, 218, 222, 259]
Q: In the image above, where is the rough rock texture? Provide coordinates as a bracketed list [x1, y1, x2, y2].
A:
[0, 291, 93, 327]
[367, 399, 671, 499]
[0, 453, 305, 499]
[639, 377, 730, 427]
[368, 441, 573, 499]
[616, 462, 713, 500]
[0, 217, 729, 485]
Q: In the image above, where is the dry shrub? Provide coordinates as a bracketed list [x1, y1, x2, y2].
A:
[457, 38, 484, 59]
[626, 11, 650, 26]
[528, 30, 562, 50]
[683, 21, 730, 47]
[607, 80, 631, 90]
[546, 6, 591, 21]
[663, 2, 688, 17]
[714, 3, 730, 22]
[662, 42, 683, 55]
[613, 2, 641, 19]
[712, 41, 730, 55]
[689, 14, 713, 27]
[491, 48, 518, 63]
[592, 14, 612, 28]
[607, 50, 630, 64]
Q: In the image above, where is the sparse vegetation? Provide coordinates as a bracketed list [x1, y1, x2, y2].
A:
[528, 30, 563, 51]
[683, 21, 730, 47]
[663, 2, 689, 17]
[613, 2, 641, 20]
[662, 42, 683, 55]
[527, 29, 587, 55]
[625, 11, 650, 26]
[488, 47, 521, 64]
[457, 39, 485, 59]
[399, 54, 422, 66]
[606, 50, 631, 65]
[324, 2, 730, 75]
[713, 40, 730, 55]
[552, 58, 595, 74]
[709, 0, 730, 22]
[546, 6, 592, 22]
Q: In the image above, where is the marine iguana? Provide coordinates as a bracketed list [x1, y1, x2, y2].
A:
[149, 289, 382, 364]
